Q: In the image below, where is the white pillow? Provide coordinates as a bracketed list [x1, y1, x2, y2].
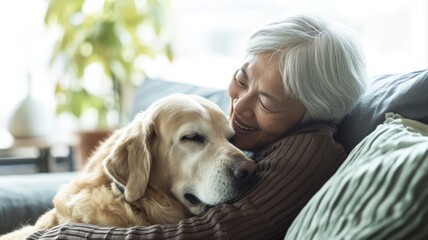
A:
[285, 113, 428, 240]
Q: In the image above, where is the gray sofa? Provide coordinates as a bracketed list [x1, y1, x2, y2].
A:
[1, 69, 427, 238]
[0, 172, 76, 234]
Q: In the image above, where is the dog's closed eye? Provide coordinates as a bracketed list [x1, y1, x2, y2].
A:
[181, 133, 205, 144]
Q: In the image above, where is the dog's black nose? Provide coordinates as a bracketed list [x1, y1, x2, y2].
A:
[232, 160, 256, 183]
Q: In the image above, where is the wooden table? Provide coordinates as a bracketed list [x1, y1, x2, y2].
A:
[0, 134, 77, 173]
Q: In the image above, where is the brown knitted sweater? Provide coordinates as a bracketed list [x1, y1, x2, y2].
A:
[28, 123, 346, 240]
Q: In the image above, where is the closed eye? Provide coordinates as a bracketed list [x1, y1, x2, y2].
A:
[181, 133, 205, 144]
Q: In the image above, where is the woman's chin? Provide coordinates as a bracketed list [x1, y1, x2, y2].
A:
[231, 134, 253, 151]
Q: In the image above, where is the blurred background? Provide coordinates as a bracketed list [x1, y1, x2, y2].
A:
[0, 0, 427, 174]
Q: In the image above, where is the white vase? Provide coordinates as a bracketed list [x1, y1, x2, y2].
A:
[8, 95, 55, 138]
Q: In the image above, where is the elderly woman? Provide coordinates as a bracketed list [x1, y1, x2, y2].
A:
[28, 13, 367, 240]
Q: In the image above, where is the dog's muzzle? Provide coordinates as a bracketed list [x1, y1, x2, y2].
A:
[232, 160, 257, 186]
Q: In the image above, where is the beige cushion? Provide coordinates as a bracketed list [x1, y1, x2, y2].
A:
[285, 112, 428, 240]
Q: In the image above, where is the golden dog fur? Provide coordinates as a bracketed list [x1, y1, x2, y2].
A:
[1, 94, 255, 239]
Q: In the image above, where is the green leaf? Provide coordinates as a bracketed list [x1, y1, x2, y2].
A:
[45, 0, 174, 128]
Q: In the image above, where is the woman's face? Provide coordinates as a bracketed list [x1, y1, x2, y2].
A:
[227, 53, 306, 151]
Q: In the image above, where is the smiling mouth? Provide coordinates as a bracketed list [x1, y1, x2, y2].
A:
[234, 118, 257, 132]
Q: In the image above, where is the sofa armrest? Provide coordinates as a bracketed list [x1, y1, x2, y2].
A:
[0, 172, 76, 234]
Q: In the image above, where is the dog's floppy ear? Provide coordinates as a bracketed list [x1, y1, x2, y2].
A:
[103, 113, 155, 202]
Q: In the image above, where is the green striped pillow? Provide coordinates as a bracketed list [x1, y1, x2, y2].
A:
[285, 113, 428, 240]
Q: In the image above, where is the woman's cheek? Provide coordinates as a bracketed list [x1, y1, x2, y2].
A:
[227, 80, 235, 98]
[229, 100, 234, 119]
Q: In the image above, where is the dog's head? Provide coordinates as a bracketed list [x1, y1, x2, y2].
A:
[103, 94, 256, 215]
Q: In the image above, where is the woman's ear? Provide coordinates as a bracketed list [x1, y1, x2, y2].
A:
[103, 112, 154, 202]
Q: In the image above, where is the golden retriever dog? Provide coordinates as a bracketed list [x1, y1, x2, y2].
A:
[1, 94, 256, 240]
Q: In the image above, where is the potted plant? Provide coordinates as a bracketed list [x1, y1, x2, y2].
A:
[44, 0, 174, 167]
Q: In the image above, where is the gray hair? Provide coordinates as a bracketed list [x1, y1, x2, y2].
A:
[245, 14, 367, 123]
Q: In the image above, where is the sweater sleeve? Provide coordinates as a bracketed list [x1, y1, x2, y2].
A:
[27, 123, 347, 240]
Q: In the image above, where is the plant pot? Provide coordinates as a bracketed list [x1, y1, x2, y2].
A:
[76, 129, 113, 170]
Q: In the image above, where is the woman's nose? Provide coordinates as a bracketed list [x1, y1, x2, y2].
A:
[233, 96, 253, 118]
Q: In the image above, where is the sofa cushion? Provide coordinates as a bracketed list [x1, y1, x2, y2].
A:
[337, 69, 428, 153]
[130, 78, 230, 120]
[0, 172, 76, 234]
[285, 113, 428, 240]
